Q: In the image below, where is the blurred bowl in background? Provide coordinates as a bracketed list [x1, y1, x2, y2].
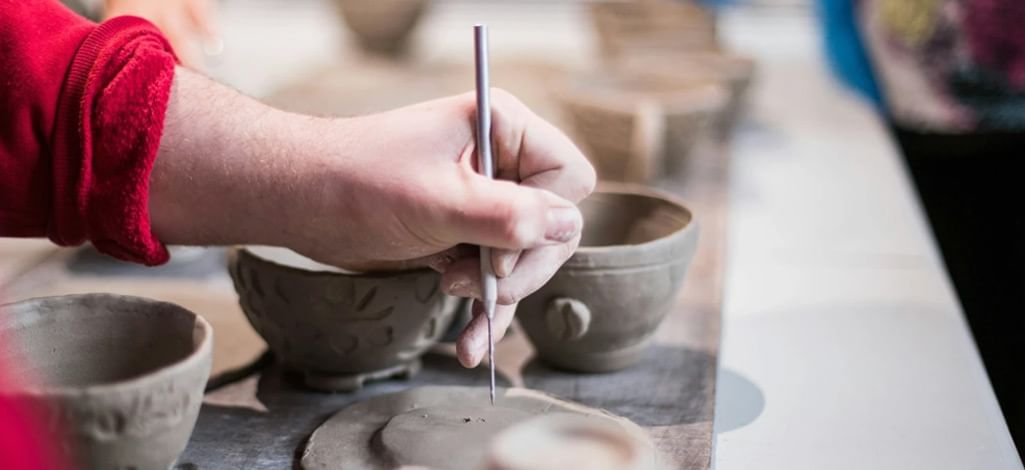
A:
[0, 294, 212, 469]
[589, 0, 719, 61]
[558, 68, 727, 183]
[228, 246, 458, 392]
[620, 52, 757, 136]
[334, 0, 429, 57]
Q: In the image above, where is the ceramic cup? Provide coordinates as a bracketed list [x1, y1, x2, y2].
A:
[228, 246, 458, 391]
[334, 0, 428, 57]
[0, 294, 212, 470]
[518, 184, 698, 372]
[558, 70, 727, 183]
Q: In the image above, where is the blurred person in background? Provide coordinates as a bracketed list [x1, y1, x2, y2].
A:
[819, 0, 1025, 456]
[61, 0, 217, 69]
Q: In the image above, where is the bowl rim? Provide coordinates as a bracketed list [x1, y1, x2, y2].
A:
[232, 246, 438, 279]
[0, 293, 213, 399]
[565, 182, 698, 268]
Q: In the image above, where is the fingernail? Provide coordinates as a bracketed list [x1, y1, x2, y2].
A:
[495, 252, 519, 278]
[545, 207, 582, 242]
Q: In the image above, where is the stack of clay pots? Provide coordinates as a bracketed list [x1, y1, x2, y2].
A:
[557, 0, 756, 185]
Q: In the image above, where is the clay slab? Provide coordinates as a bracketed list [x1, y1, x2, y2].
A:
[300, 385, 658, 470]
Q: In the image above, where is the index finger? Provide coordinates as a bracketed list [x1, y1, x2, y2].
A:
[489, 89, 596, 203]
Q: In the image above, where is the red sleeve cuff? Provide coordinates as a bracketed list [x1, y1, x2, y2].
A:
[50, 15, 177, 266]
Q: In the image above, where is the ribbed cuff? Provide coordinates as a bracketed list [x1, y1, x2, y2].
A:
[50, 15, 177, 265]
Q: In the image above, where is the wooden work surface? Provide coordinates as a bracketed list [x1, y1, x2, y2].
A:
[0, 58, 729, 469]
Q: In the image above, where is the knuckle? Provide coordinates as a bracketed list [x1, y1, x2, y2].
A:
[498, 287, 523, 305]
[496, 201, 534, 246]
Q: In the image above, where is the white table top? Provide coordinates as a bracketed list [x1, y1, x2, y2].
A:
[713, 7, 1021, 469]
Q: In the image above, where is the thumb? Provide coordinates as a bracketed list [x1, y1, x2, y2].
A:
[449, 177, 583, 250]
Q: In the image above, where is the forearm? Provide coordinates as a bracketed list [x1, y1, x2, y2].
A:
[149, 67, 346, 248]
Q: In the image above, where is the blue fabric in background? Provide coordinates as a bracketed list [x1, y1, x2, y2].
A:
[815, 0, 884, 107]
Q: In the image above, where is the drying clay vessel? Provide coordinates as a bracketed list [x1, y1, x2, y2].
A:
[590, 0, 719, 61]
[334, 0, 428, 57]
[301, 385, 659, 470]
[518, 184, 698, 372]
[558, 69, 727, 183]
[487, 413, 662, 470]
[228, 246, 457, 391]
[0, 294, 212, 469]
[619, 52, 757, 136]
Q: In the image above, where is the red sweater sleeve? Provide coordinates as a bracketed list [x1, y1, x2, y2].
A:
[0, 1, 175, 265]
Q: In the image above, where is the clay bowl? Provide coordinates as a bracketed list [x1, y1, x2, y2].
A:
[228, 246, 457, 391]
[589, 0, 719, 61]
[334, 0, 429, 57]
[619, 52, 757, 136]
[558, 69, 728, 183]
[518, 184, 698, 372]
[0, 294, 212, 469]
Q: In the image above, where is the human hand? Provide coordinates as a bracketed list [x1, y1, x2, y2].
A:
[104, 0, 217, 69]
[294, 90, 595, 367]
[150, 70, 594, 369]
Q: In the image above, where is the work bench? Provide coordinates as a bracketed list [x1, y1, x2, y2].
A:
[1, 2, 1019, 469]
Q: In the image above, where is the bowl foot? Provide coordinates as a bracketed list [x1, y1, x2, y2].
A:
[302, 359, 422, 392]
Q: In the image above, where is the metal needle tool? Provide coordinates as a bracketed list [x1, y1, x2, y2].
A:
[473, 24, 498, 406]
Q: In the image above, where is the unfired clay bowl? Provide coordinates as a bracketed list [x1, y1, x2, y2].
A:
[625, 52, 756, 137]
[518, 184, 698, 372]
[228, 246, 457, 392]
[334, 0, 428, 57]
[558, 69, 727, 183]
[590, 1, 719, 61]
[0, 294, 212, 469]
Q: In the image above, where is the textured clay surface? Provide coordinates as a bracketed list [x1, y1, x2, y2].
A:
[229, 247, 458, 391]
[301, 385, 655, 470]
[0, 294, 212, 470]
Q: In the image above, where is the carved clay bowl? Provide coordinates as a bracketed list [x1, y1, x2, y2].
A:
[518, 184, 698, 372]
[0, 294, 212, 469]
[301, 385, 660, 470]
[228, 246, 457, 392]
[334, 0, 429, 57]
[558, 69, 728, 183]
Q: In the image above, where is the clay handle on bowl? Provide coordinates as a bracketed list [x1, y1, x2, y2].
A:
[545, 297, 591, 341]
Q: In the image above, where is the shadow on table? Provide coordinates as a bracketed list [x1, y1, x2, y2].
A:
[712, 368, 765, 433]
[522, 344, 717, 427]
[177, 351, 502, 469]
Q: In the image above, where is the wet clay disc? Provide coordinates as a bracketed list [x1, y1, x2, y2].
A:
[300, 385, 655, 470]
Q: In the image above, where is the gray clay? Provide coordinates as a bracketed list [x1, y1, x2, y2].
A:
[0, 294, 212, 470]
[229, 247, 458, 391]
[334, 0, 428, 57]
[518, 184, 698, 372]
[300, 385, 655, 470]
[486, 413, 661, 470]
[559, 69, 728, 183]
